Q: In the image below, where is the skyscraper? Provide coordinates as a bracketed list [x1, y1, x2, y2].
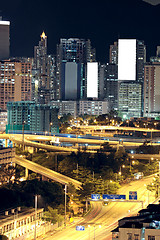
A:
[56, 38, 96, 100]
[0, 59, 32, 110]
[0, 17, 10, 60]
[33, 32, 55, 104]
[118, 39, 146, 83]
[144, 62, 160, 116]
[104, 63, 118, 110]
[118, 39, 146, 117]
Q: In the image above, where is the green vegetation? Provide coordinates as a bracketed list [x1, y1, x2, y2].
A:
[1, 141, 159, 223]
[0, 179, 64, 211]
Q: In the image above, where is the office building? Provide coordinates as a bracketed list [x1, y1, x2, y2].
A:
[51, 100, 78, 118]
[118, 81, 142, 118]
[56, 38, 96, 100]
[104, 63, 118, 110]
[61, 62, 81, 100]
[0, 59, 32, 110]
[79, 100, 109, 116]
[0, 17, 10, 60]
[144, 62, 160, 117]
[112, 204, 160, 240]
[7, 101, 59, 134]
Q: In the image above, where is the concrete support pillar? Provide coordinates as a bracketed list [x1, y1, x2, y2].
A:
[5, 139, 8, 147]
[33, 147, 37, 153]
[42, 175, 48, 181]
[86, 200, 88, 212]
[25, 168, 29, 179]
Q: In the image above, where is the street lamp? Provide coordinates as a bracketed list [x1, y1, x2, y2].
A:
[50, 122, 53, 136]
[64, 184, 67, 227]
[94, 224, 101, 240]
[34, 194, 38, 240]
[130, 160, 135, 172]
[22, 121, 25, 151]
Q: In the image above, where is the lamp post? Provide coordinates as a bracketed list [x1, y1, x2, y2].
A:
[93, 224, 101, 240]
[50, 122, 52, 136]
[64, 184, 67, 227]
[130, 160, 135, 173]
[34, 194, 38, 240]
[22, 121, 25, 151]
[88, 225, 90, 240]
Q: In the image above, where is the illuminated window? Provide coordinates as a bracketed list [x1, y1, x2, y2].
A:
[134, 234, 139, 240]
[148, 236, 155, 240]
[127, 233, 132, 240]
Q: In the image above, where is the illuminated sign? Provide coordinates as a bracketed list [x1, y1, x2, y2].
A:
[76, 226, 85, 231]
[87, 62, 98, 98]
[118, 39, 136, 81]
[103, 194, 126, 200]
[129, 191, 137, 200]
[91, 194, 100, 200]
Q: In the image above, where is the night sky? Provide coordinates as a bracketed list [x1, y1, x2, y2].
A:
[1, 0, 160, 63]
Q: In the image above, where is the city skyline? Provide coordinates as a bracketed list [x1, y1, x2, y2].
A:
[1, 0, 160, 62]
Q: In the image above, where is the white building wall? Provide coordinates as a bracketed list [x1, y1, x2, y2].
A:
[87, 62, 98, 98]
[118, 39, 136, 81]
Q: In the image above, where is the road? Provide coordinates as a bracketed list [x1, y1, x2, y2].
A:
[42, 176, 156, 240]
[14, 155, 82, 189]
[2, 133, 160, 153]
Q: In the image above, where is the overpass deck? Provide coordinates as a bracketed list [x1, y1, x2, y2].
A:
[14, 155, 82, 189]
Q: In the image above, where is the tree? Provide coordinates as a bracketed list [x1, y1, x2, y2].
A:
[99, 142, 113, 152]
[0, 164, 15, 185]
[43, 207, 63, 224]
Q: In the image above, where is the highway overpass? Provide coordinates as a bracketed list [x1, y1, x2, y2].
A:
[14, 155, 82, 189]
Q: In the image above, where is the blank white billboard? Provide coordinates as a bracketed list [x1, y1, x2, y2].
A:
[87, 62, 98, 98]
[118, 39, 136, 81]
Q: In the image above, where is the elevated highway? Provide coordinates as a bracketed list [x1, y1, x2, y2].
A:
[14, 155, 82, 189]
[0, 133, 150, 153]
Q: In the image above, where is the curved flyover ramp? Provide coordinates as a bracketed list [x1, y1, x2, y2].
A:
[15, 155, 82, 189]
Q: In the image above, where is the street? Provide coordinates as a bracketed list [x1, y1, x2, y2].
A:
[42, 176, 156, 240]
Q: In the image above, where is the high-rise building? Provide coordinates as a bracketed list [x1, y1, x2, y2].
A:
[7, 101, 59, 133]
[118, 81, 142, 118]
[98, 64, 105, 100]
[33, 32, 55, 104]
[109, 41, 118, 64]
[104, 63, 118, 110]
[144, 62, 160, 116]
[0, 17, 10, 60]
[61, 62, 81, 100]
[56, 38, 96, 100]
[0, 59, 32, 110]
[118, 39, 146, 83]
[118, 39, 146, 116]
